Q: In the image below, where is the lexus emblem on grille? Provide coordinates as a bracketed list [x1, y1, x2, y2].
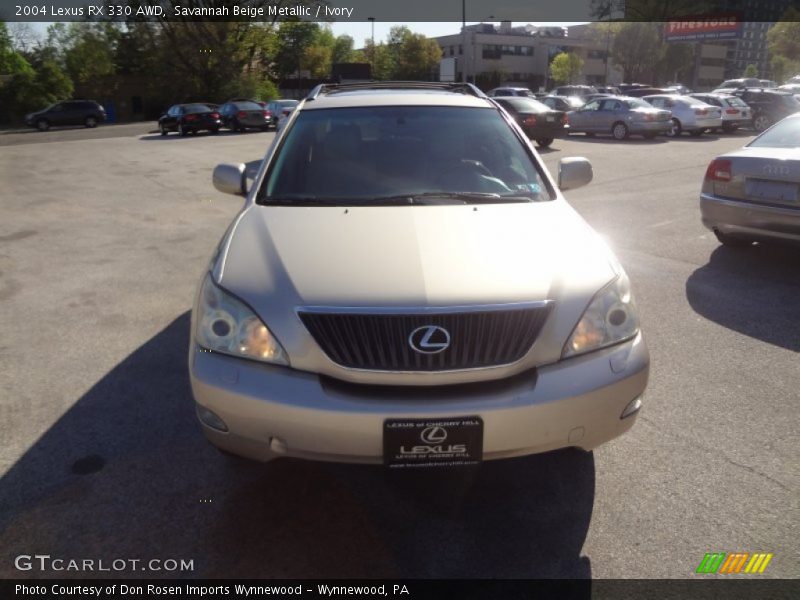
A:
[420, 426, 447, 444]
[408, 325, 451, 354]
[763, 164, 790, 176]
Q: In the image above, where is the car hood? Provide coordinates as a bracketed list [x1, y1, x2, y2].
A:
[214, 202, 618, 380]
[218, 201, 615, 306]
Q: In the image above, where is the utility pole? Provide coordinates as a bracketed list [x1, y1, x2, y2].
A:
[461, 0, 467, 83]
[368, 17, 375, 77]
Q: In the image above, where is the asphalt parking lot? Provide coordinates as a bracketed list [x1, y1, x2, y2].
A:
[0, 124, 797, 580]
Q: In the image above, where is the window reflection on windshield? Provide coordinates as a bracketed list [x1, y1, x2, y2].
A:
[261, 106, 551, 205]
[749, 117, 800, 149]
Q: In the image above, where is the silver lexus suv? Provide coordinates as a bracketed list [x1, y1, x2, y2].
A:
[190, 82, 649, 468]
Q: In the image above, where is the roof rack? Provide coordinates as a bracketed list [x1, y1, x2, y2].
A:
[305, 81, 486, 101]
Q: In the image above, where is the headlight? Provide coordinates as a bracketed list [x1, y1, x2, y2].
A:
[563, 273, 640, 358]
[195, 274, 288, 365]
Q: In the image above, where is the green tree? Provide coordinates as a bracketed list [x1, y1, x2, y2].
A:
[767, 10, 800, 82]
[332, 35, 355, 65]
[743, 63, 758, 78]
[382, 26, 441, 80]
[550, 52, 584, 84]
[655, 43, 693, 85]
[273, 21, 320, 79]
[611, 22, 663, 82]
[62, 23, 119, 98]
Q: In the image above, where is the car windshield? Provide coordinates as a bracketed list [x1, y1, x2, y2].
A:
[748, 117, 800, 148]
[625, 99, 651, 109]
[183, 104, 211, 114]
[497, 97, 551, 112]
[567, 96, 585, 107]
[260, 105, 551, 205]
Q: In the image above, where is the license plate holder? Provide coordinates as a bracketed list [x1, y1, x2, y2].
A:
[383, 417, 483, 469]
[746, 179, 798, 203]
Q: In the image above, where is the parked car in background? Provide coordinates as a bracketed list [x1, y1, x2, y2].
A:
[265, 99, 300, 129]
[486, 87, 536, 98]
[718, 78, 761, 90]
[777, 84, 800, 95]
[584, 93, 614, 102]
[493, 96, 567, 147]
[700, 112, 799, 247]
[665, 84, 692, 95]
[625, 87, 671, 98]
[541, 95, 585, 112]
[218, 101, 270, 132]
[730, 89, 800, 132]
[567, 96, 671, 140]
[24, 100, 106, 131]
[159, 103, 222, 136]
[787, 75, 800, 84]
[196, 81, 649, 466]
[688, 93, 752, 132]
[618, 83, 650, 94]
[552, 85, 597, 97]
[758, 80, 778, 89]
[596, 86, 621, 95]
[227, 97, 268, 110]
[643, 94, 722, 137]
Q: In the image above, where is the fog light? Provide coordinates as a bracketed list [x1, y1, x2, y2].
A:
[196, 404, 228, 432]
[621, 397, 642, 419]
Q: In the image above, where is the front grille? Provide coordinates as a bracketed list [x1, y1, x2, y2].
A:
[299, 304, 552, 371]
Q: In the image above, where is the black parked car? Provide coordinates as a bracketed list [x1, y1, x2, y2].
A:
[218, 101, 270, 132]
[24, 100, 106, 131]
[159, 103, 222, 136]
[494, 96, 567, 147]
[731, 89, 800, 132]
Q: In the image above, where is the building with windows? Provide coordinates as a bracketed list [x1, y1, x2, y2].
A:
[434, 22, 621, 91]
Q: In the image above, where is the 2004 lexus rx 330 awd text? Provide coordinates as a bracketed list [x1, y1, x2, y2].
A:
[189, 82, 649, 468]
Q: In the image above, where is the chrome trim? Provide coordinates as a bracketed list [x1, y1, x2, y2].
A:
[295, 300, 553, 316]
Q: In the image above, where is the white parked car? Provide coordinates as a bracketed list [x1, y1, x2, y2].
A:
[643, 94, 723, 137]
[191, 82, 649, 467]
[689, 93, 753, 133]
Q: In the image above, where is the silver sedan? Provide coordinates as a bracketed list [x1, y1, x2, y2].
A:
[701, 113, 800, 246]
[567, 96, 671, 140]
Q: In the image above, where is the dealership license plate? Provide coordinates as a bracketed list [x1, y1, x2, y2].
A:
[546, 116, 555, 122]
[383, 417, 483, 468]
[746, 179, 798, 203]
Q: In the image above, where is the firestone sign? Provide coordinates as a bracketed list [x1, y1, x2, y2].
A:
[664, 15, 743, 42]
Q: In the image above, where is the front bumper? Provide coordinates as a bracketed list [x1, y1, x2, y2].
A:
[189, 333, 649, 464]
[700, 192, 800, 242]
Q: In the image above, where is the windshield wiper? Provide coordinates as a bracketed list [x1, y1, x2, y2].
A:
[368, 192, 532, 205]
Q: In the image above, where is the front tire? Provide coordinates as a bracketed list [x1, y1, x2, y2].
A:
[667, 118, 682, 137]
[535, 138, 554, 148]
[611, 122, 629, 140]
[160, 124, 168, 136]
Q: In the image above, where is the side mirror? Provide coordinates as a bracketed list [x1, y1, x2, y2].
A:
[558, 157, 593, 191]
[213, 163, 247, 196]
